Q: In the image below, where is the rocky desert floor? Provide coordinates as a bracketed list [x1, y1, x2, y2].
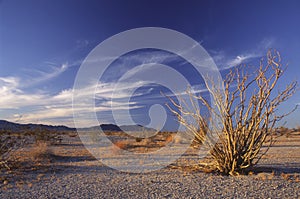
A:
[0, 131, 300, 198]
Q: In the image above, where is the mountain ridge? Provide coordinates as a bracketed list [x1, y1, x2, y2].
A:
[0, 119, 156, 132]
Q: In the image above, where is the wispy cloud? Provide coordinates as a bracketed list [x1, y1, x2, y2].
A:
[211, 51, 257, 70]
[0, 74, 149, 127]
[0, 48, 191, 127]
[0, 76, 20, 92]
[0, 61, 73, 109]
[211, 38, 276, 70]
[23, 63, 70, 87]
[226, 53, 258, 69]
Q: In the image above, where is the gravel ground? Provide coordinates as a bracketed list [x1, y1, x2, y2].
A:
[1, 167, 299, 199]
[1, 134, 300, 198]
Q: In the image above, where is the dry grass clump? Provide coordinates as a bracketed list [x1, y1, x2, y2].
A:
[113, 139, 152, 153]
[111, 132, 179, 154]
[254, 171, 275, 180]
[274, 126, 300, 138]
[0, 131, 25, 170]
[30, 141, 53, 162]
[11, 140, 54, 168]
[280, 173, 300, 182]
[168, 50, 297, 175]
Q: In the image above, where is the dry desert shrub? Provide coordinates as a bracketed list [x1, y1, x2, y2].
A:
[30, 141, 52, 161]
[14, 140, 53, 166]
[168, 50, 297, 175]
[0, 131, 25, 170]
[114, 140, 127, 150]
[254, 171, 275, 180]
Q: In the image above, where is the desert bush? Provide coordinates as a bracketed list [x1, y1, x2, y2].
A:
[274, 126, 290, 136]
[168, 50, 297, 175]
[0, 131, 25, 170]
[30, 141, 52, 162]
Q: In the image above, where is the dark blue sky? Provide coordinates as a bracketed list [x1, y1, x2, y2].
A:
[0, 0, 299, 129]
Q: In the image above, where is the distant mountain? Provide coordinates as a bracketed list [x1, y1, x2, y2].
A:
[0, 120, 156, 133]
[0, 120, 22, 132]
[101, 124, 122, 131]
[80, 124, 122, 132]
[80, 124, 156, 132]
[0, 120, 75, 132]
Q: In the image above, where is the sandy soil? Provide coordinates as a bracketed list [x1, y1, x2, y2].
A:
[0, 131, 299, 198]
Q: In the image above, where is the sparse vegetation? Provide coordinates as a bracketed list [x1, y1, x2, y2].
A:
[0, 131, 25, 170]
[168, 50, 298, 175]
[32, 128, 62, 145]
[29, 141, 53, 162]
[0, 127, 66, 172]
[112, 131, 176, 153]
